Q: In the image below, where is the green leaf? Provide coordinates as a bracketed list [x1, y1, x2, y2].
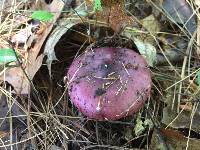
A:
[31, 10, 54, 22]
[94, 0, 103, 11]
[0, 48, 17, 64]
[197, 70, 200, 86]
[134, 114, 145, 136]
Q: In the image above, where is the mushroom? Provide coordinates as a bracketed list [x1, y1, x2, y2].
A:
[66, 47, 152, 120]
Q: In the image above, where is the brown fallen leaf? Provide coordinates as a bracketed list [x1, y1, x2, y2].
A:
[94, 0, 133, 33]
[151, 128, 200, 149]
[2, 67, 30, 94]
[0, 0, 65, 94]
[160, 128, 186, 141]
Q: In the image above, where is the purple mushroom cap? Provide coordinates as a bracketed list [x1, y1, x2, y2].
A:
[67, 47, 152, 120]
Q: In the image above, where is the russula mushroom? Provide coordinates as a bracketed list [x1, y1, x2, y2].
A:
[66, 47, 151, 120]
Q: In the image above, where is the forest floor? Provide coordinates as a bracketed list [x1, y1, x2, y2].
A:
[0, 0, 199, 150]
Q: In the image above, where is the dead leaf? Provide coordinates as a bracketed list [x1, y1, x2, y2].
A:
[3, 67, 30, 94]
[133, 38, 157, 67]
[161, 90, 200, 132]
[94, 0, 133, 33]
[162, 105, 200, 131]
[150, 128, 200, 150]
[44, 17, 82, 76]
[0, 0, 65, 94]
[11, 22, 39, 45]
[141, 14, 160, 35]
[121, 30, 157, 67]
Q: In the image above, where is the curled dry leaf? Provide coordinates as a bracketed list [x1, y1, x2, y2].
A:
[44, 17, 83, 76]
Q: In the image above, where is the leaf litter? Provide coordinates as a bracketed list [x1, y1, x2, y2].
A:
[0, 0, 200, 149]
